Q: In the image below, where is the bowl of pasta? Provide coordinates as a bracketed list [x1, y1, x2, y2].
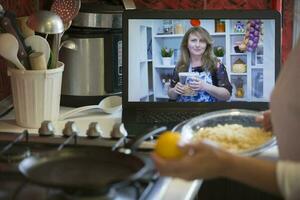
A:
[173, 109, 276, 156]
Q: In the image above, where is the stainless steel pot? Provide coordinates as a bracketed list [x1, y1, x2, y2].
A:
[59, 1, 123, 107]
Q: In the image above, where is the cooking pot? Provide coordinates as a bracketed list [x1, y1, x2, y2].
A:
[19, 126, 166, 193]
[59, 1, 123, 107]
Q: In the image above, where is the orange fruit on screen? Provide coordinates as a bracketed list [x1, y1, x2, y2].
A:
[190, 19, 201, 27]
[154, 131, 184, 159]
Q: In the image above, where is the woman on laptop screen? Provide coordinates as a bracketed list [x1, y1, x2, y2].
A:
[168, 26, 232, 102]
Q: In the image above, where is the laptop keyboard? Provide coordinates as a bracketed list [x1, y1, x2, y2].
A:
[136, 111, 202, 124]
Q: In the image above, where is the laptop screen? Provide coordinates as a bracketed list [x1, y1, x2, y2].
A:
[123, 10, 281, 112]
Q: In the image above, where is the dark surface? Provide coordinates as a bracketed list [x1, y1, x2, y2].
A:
[60, 94, 107, 107]
[124, 123, 174, 138]
[197, 178, 283, 200]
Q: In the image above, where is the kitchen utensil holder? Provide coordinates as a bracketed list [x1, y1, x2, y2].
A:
[8, 62, 64, 128]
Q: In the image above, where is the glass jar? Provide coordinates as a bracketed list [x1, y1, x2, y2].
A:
[215, 20, 225, 32]
[175, 23, 184, 34]
[254, 72, 263, 98]
[163, 20, 173, 34]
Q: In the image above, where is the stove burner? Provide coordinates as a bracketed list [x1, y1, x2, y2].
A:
[0, 131, 30, 163]
[13, 182, 140, 200]
[0, 131, 162, 200]
[62, 188, 116, 200]
[0, 146, 31, 163]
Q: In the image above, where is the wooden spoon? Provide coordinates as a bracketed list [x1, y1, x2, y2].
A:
[0, 33, 26, 70]
[25, 35, 51, 65]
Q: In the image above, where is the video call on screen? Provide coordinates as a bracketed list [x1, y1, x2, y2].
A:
[127, 19, 275, 103]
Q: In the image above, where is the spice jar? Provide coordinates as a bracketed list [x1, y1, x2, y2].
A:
[163, 20, 173, 34]
[235, 77, 244, 98]
[215, 20, 225, 32]
[175, 23, 184, 34]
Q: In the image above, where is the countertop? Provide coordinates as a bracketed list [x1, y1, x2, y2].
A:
[0, 107, 203, 200]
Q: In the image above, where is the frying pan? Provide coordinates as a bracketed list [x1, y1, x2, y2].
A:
[19, 126, 166, 193]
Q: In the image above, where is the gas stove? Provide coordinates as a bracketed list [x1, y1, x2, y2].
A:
[0, 128, 168, 200]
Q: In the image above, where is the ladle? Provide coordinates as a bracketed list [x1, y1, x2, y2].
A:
[0, 33, 26, 70]
[59, 40, 77, 51]
[50, 0, 81, 69]
[59, 96, 122, 121]
[27, 11, 64, 69]
[27, 10, 64, 34]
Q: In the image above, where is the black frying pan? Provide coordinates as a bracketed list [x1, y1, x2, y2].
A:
[19, 126, 166, 193]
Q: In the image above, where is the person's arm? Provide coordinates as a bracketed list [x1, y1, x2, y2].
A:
[188, 63, 232, 101]
[276, 161, 300, 199]
[189, 78, 231, 100]
[213, 62, 233, 100]
[223, 153, 280, 195]
[152, 141, 281, 196]
[202, 83, 231, 100]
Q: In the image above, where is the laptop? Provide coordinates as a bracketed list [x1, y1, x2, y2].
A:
[122, 9, 281, 136]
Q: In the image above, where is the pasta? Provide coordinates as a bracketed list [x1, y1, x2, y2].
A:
[192, 124, 272, 152]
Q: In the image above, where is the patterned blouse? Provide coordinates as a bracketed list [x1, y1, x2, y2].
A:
[170, 63, 232, 102]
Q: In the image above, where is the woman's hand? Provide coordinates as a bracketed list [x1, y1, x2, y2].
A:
[188, 77, 231, 101]
[168, 82, 186, 99]
[256, 110, 272, 131]
[174, 82, 185, 94]
[151, 141, 233, 180]
[188, 77, 207, 91]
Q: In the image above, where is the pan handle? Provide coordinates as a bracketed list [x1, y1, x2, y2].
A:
[121, 126, 167, 153]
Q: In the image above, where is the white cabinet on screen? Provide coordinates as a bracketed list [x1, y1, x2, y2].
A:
[128, 20, 154, 102]
[228, 19, 275, 102]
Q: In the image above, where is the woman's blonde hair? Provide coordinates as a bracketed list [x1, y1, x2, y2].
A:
[176, 26, 217, 72]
